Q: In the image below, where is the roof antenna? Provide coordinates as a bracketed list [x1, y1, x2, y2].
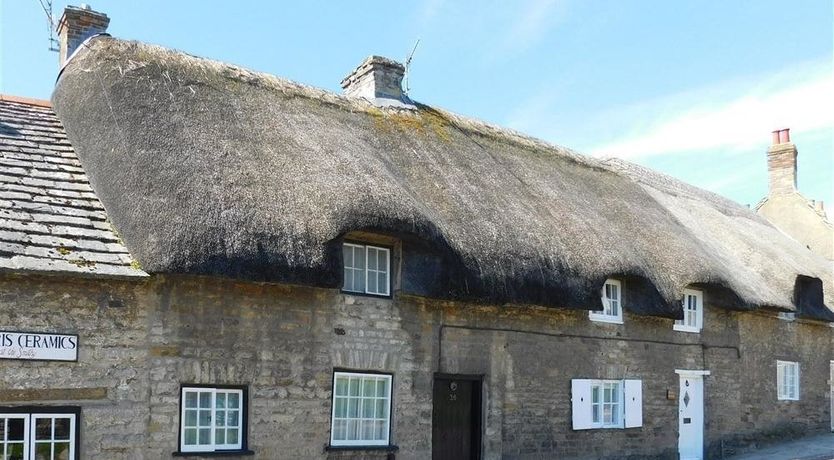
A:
[403, 39, 421, 97]
[36, 0, 60, 52]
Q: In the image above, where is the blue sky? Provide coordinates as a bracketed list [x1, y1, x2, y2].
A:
[1, 0, 831, 207]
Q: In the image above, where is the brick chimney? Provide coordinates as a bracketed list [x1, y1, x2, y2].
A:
[341, 56, 407, 103]
[57, 4, 110, 66]
[767, 128, 797, 195]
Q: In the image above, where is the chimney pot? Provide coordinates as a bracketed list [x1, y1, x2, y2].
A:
[341, 56, 408, 104]
[57, 4, 110, 67]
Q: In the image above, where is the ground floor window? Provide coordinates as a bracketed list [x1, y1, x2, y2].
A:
[0, 408, 78, 460]
[571, 379, 642, 430]
[777, 361, 800, 400]
[179, 386, 247, 453]
[330, 371, 392, 446]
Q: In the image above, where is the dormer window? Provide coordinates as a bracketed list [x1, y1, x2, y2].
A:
[342, 243, 390, 296]
[590, 279, 623, 324]
[674, 289, 703, 333]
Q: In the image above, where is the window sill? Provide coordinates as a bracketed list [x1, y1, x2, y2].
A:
[589, 315, 623, 325]
[325, 445, 399, 453]
[777, 397, 800, 401]
[341, 291, 393, 300]
[673, 324, 701, 333]
[172, 450, 255, 458]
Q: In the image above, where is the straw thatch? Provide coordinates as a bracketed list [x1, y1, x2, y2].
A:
[51, 37, 833, 320]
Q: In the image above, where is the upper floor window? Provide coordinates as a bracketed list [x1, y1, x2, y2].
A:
[590, 279, 622, 324]
[343, 243, 390, 296]
[777, 361, 800, 400]
[674, 289, 703, 333]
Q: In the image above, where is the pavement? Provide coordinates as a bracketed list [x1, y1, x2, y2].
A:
[726, 433, 834, 460]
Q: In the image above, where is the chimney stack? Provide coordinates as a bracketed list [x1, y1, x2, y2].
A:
[341, 56, 407, 104]
[57, 4, 110, 66]
[767, 128, 797, 195]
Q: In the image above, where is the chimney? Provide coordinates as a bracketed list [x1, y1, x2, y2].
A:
[767, 128, 797, 195]
[57, 4, 110, 66]
[341, 56, 407, 103]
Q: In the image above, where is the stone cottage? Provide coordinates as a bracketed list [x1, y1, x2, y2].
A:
[0, 5, 832, 460]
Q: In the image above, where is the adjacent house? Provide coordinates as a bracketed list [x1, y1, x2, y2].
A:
[1, 5, 832, 460]
[756, 128, 833, 260]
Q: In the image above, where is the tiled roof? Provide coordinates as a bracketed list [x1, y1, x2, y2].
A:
[0, 97, 145, 278]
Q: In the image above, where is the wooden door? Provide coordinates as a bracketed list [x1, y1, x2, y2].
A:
[432, 375, 481, 460]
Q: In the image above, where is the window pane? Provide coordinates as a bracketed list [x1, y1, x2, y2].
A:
[216, 393, 226, 409]
[185, 410, 197, 427]
[362, 378, 376, 397]
[367, 248, 378, 270]
[361, 420, 374, 440]
[378, 272, 387, 294]
[362, 398, 375, 418]
[347, 420, 359, 441]
[349, 377, 361, 396]
[184, 428, 197, 445]
[198, 428, 211, 445]
[377, 379, 386, 397]
[199, 392, 211, 408]
[35, 418, 51, 441]
[603, 404, 612, 424]
[375, 420, 386, 440]
[344, 268, 354, 292]
[228, 392, 240, 409]
[335, 397, 347, 418]
[333, 419, 346, 441]
[355, 269, 365, 293]
[376, 399, 386, 419]
[356, 248, 365, 271]
[380, 379, 389, 398]
[215, 428, 225, 445]
[8, 418, 24, 441]
[185, 392, 198, 408]
[343, 245, 353, 267]
[335, 376, 349, 396]
[216, 410, 225, 427]
[228, 411, 239, 428]
[592, 386, 599, 403]
[227, 428, 239, 445]
[592, 404, 600, 423]
[54, 417, 70, 440]
[379, 250, 388, 271]
[347, 398, 358, 418]
[367, 272, 378, 293]
[54, 442, 70, 458]
[7, 443, 24, 459]
[35, 442, 50, 460]
[199, 410, 211, 426]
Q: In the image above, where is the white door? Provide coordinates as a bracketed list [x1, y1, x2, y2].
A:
[678, 374, 705, 460]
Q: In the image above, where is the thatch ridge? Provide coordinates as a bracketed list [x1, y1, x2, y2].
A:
[51, 37, 833, 320]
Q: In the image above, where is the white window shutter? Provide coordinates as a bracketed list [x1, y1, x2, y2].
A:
[624, 379, 643, 428]
[571, 379, 594, 430]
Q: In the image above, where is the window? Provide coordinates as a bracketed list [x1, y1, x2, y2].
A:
[777, 361, 800, 400]
[571, 379, 642, 430]
[590, 279, 623, 323]
[330, 372, 392, 447]
[343, 243, 390, 296]
[180, 386, 246, 453]
[674, 289, 703, 333]
[0, 409, 78, 460]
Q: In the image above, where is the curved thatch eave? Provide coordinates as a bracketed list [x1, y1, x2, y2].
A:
[51, 37, 833, 321]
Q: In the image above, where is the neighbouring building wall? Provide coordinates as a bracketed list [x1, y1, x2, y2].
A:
[0, 273, 831, 459]
[757, 194, 834, 260]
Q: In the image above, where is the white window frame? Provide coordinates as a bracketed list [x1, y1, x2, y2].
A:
[674, 289, 703, 333]
[0, 412, 76, 460]
[330, 371, 393, 447]
[342, 243, 391, 296]
[590, 279, 623, 324]
[590, 380, 623, 428]
[777, 361, 800, 401]
[179, 387, 245, 453]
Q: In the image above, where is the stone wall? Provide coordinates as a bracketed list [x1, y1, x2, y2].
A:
[0, 273, 831, 459]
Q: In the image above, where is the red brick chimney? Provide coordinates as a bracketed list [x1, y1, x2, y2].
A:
[767, 128, 797, 195]
[57, 4, 110, 67]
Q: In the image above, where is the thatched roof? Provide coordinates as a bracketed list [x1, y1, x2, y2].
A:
[51, 37, 833, 320]
[0, 96, 144, 278]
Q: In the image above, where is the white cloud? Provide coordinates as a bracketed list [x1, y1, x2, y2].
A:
[588, 62, 834, 159]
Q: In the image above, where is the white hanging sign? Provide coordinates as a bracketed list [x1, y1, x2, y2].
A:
[0, 331, 78, 362]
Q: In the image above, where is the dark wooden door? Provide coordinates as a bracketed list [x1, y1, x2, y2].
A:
[432, 375, 481, 460]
